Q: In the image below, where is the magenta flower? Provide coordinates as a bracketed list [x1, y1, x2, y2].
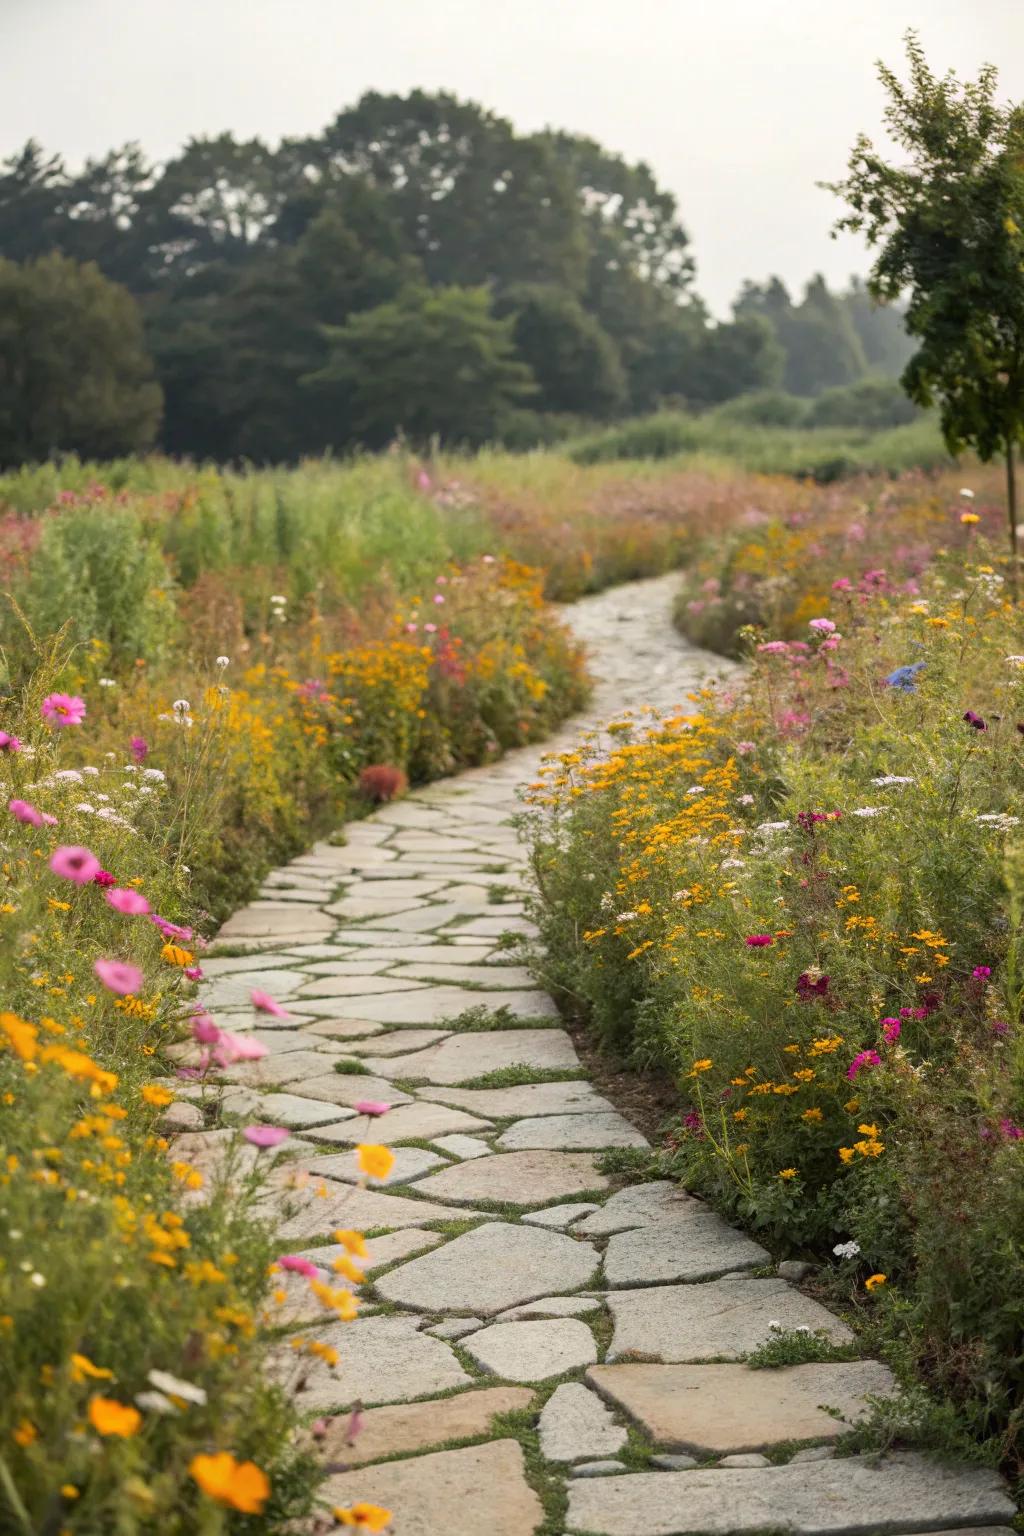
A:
[832, 577, 853, 591]
[9, 798, 44, 827]
[809, 618, 837, 634]
[999, 1118, 1023, 1141]
[213, 1030, 268, 1065]
[963, 710, 987, 731]
[49, 845, 101, 884]
[0, 732, 21, 753]
[106, 887, 151, 916]
[129, 736, 148, 763]
[150, 915, 193, 942]
[354, 1100, 391, 1117]
[92, 870, 117, 887]
[94, 958, 144, 995]
[243, 1124, 290, 1149]
[251, 989, 292, 1019]
[847, 1048, 882, 1081]
[757, 641, 790, 656]
[881, 1017, 901, 1044]
[745, 934, 774, 947]
[972, 965, 991, 980]
[41, 692, 86, 727]
[184, 965, 203, 982]
[192, 1014, 221, 1045]
[277, 1255, 318, 1278]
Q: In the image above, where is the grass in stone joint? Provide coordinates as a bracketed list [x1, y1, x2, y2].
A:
[332, 1058, 372, 1075]
[455, 1065, 589, 1089]
[595, 1146, 668, 1182]
[744, 1328, 862, 1370]
[488, 1407, 568, 1536]
[441, 1003, 553, 1032]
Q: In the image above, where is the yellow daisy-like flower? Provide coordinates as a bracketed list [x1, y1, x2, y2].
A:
[356, 1144, 395, 1181]
[865, 1273, 887, 1292]
[778, 1167, 798, 1180]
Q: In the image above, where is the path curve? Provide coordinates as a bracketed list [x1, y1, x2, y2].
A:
[192, 575, 1013, 1535]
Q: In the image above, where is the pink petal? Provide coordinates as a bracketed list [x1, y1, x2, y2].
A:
[243, 1124, 290, 1148]
[251, 989, 291, 1018]
[354, 1100, 391, 1117]
[277, 1255, 318, 1277]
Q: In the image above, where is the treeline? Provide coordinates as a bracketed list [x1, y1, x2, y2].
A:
[0, 92, 914, 465]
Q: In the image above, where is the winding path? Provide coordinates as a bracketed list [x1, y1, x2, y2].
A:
[189, 575, 1013, 1534]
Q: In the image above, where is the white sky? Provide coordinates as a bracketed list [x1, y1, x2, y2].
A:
[3, 0, 1023, 314]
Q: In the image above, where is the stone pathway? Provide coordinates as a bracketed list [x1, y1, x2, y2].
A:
[183, 575, 1015, 1534]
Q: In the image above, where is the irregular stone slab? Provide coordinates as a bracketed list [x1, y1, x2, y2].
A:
[332, 877, 449, 900]
[298, 1227, 443, 1272]
[348, 1027, 451, 1057]
[431, 1134, 492, 1159]
[440, 915, 537, 937]
[292, 1073, 413, 1108]
[301, 959, 394, 975]
[366, 902, 493, 934]
[330, 896, 428, 919]
[277, 1314, 469, 1409]
[465, 1318, 597, 1381]
[375, 1221, 598, 1315]
[605, 1279, 853, 1362]
[421, 1083, 615, 1117]
[359, 944, 496, 965]
[322, 1440, 543, 1536]
[304, 1145, 447, 1186]
[295, 974, 427, 997]
[388, 832, 481, 852]
[719, 1453, 771, 1467]
[652, 1454, 699, 1471]
[202, 967, 308, 1009]
[317, 845, 398, 869]
[217, 906, 334, 939]
[391, 962, 540, 987]
[334, 927, 449, 947]
[220, 1049, 347, 1088]
[603, 1213, 770, 1285]
[363, 1028, 577, 1084]
[540, 1382, 627, 1462]
[275, 1184, 467, 1239]
[522, 1202, 601, 1230]
[497, 1295, 599, 1321]
[309, 1101, 492, 1145]
[301, 1018, 387, 1039]
[570, 1460, 626, 1478]
[576, 1182, 705, 1236]
[498, 1112, 649, 1152]
[587, 1361, 896, 1453]
[565, 1452, 1015, 1535]
[202, 953, 301, 975]
[330, 988, 559, 1027]
[241, 1093, 357, 1130]
[426, 1317, 484, 1341]
[413, 1150, 610, 1208]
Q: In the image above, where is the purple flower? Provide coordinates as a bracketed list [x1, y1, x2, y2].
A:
[963, 710, 987, 731]
[130, 736, 149, 763]
[972, 965, 991, 980]
[847, 1048, 882, 1081]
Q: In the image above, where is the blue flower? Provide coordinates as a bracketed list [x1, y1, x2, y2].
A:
[884, 662, 926, 692]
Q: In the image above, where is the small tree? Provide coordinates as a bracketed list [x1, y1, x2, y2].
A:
[827, 34, 1024, 585]
[0, 253, 162, 466]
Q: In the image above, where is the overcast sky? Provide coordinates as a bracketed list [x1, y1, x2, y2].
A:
[3, 0, 1023, 314]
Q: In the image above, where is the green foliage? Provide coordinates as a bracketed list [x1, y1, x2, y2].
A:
[711, 391, 810, 429]
[745, 1328, 859, 1369]
[308, 285, 536, 448]
[828, 33, 1024, 549]
[806, 376, 920, 430]
[496, 285, 627, 418]
[0, 252, 161, 467]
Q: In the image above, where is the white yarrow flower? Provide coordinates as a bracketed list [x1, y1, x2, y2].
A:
[833, 1240, 861, 1260]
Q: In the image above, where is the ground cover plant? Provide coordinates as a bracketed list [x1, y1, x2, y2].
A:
[526, 500, 1024, 1477]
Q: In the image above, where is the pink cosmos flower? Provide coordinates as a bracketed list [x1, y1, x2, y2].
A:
[92, 870, 117, 887]
[192, 1015, 221, 1045]
[184, 965, 203, 981]
[809, 618, 837, 634]
[999, 1118, 1023, 1141]
[354, 1100, 391, 1117]
[41, 693, 86, 727]
[50, 845, 102, 884]
[277, 1255, 318, 1278]
[972, 965, 992, 980]
[9, 798, 44, 827]
[745, 934, 773, 947]
[251, 989, 292, 1019]
[757, 641, 790, 656]
[130, 736, 148, 763]
[433, 593, 445, 605]
[213, 1030, 268, 1065]
[150, 915, 193, 942]
[243, 1124, 290, 1148]
[881, 1017, 901, 1044]
[94, 958, 144, 995]
[0, 732, 21, 753]
[106, 887, 151, 916]
[832, 577, 853, 591]
[847, 1048, 882, 1081]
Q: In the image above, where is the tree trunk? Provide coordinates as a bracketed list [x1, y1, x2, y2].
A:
[1008, 442, 1019, 605]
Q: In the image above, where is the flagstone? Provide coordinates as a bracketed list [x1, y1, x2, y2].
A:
[289, 1072, 413, 1108]
[220, 1049, 350, 1088]
[276, 1314, 469, 1408]
[419, 1082, 615, 1117]
[603, 1212, 770, 1284]
[347, 1027, 450, 1056]
[411, 1149, 610, 1207]
[360, 1026, 575, 1081]
[575, 1181, 705, 1236]
[465, 1318, 598, 1381]
[363, 902, 504, 934]
[300, 959, 397, 975]
[539, 1382, 627, 1463]
[202, 967, 308, 1008]
[357, 944, 497, 964]
[321, 1441, 543, 1536]
[329, 896, 428, 919]
[275, 1183, 469, 1239]
[497, 1112, 649, 1152]
[585, 1361, 897, 1454]
[374, 1221, 599, 1315]
[308, 1385, 532, 1466]
[304, 1145, 447, 1186]
[294, 974, 428, 997]
[439, 915, 538, 937]
[216, 906, 335, 939]
[564, 1453, 1015, 1535]
[605, 1278, 854, 1362]
[431, 1134, 493, 1159]
[300, 1018, 387, 1039]
[521, 1202, 602, 1230]
[236, 1092, 357, 1129]
[298, 1227, 444, 1273]
[306, 1100, 492, 1144]
[390, 962, 540, 987]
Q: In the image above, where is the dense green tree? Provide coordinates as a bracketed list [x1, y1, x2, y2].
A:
[0, 253, 162, 467]
[829, 34, 1024, 569]
[841, 276, 915, 375]
[0, 141, 68, 262]
[304, 92, 587, 295]
[695, 315, 785, 404]
[306, 285, 535, 448]
[735, 275, 866, 395]
[495, 285, 626, 417]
